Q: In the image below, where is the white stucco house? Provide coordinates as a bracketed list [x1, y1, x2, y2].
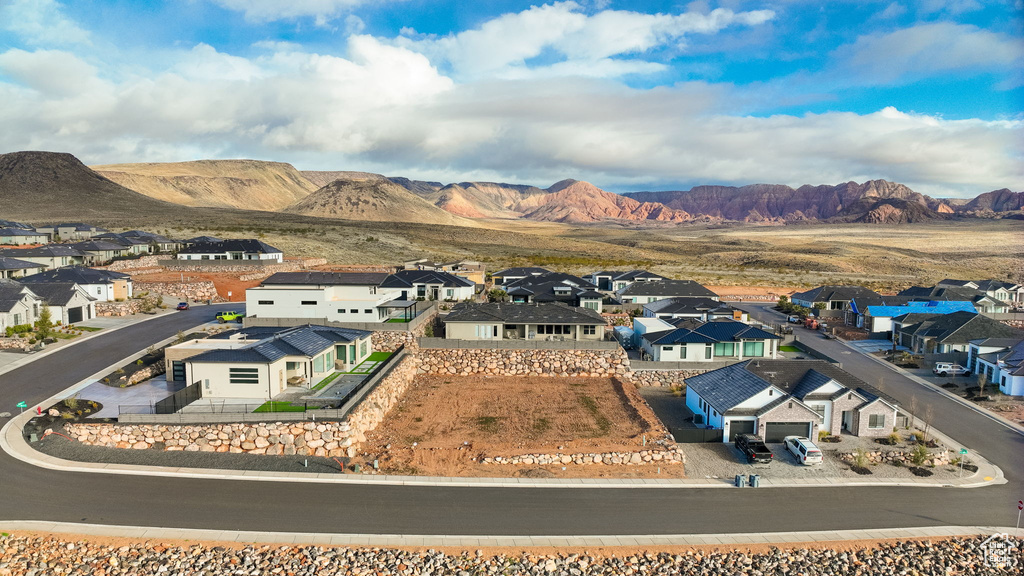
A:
[969, 337, 1024, 396]
[0, 280, 41, 332]
[20, 266, 132, 302]
[246, 271, 399, 323]
[177, 239, 283, 262]
[636, 318, 779, 362]
[19, 282, 96, 325]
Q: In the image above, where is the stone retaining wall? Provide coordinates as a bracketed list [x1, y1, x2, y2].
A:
[625, 369, 711, 387]
[482, 447, 684, 466]
[134, 281, 221, 302]
[372, 331, 415, 352]
[840, 448, 951, 468]
[417, 347, 629, 377]
[0, 337, 28, 351]
[65, 354, 419, 458]
[103, 255, 161, 271]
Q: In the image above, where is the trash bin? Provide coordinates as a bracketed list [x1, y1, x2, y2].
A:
[749, 474, 760, 488]
[734, 474, 746, 487]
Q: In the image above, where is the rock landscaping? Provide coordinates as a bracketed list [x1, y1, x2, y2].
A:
[0, 533, 1012, 575]
[839, 448, 953, 468]
[626, 369, 710, 387]
[417, 348, 629, 377]
[133, 280, 221, 302]
[481, 447, 685, 467]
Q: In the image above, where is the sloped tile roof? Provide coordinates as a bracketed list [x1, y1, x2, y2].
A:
[444, 302, 606, 325]
[192, 325, 370, 364]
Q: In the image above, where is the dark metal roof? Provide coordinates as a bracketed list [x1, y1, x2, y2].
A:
[193, 325, 370, 364]
[70, 240, 126, 252]
[0, 245, 90, 258]
[0, 280, 35, 312]
[899, 311, 1023, 344]
[178, 239, 281, 254]
[444, 302, 606, 325]
[20, 266, 130, 285]
[261, 271, 391, 286]
[790, 285, 880, 304]
[380, 269, 475, 288]
[492, 267, 550, 278]
[0, 256, 41, 271]
[618, 279, 718, 298]
[645, 297, 736, 316]
[0, 228, 45, 237]
[21, 282, 94, 306]
[685, 362, 773, 414]
[645, 319, 779, 345]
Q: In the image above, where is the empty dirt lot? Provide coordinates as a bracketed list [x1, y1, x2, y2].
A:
[362, 376, 684, 479]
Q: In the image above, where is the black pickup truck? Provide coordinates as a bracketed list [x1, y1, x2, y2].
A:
[734, 434, 773, 464]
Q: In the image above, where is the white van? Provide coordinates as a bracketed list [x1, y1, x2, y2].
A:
[784, 436, 823, 465]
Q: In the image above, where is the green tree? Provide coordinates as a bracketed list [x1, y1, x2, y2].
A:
[34, 305, 54, 340]
[487, 288, 508, 302]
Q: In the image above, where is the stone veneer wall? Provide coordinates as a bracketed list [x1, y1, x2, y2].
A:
[625, 369, 711, 387]
[133, 281, 221, 302]
[482, 447, 684, 467]
[64, 354, 419, 458]
[104, 255, 161, 271]
[417, 347, 629, 377]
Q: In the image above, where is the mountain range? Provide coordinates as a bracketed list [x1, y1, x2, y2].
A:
[0, 151, 1020, 226]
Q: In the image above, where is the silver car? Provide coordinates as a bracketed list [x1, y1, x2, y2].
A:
[784, 436, 823, 465]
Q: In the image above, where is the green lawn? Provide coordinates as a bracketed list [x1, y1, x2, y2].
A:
[311, 371, 343, 392]
[779, 345, 800, 352]
[72, 325, 103, 332]
[343, 352, 393, 374]
[253, 401, 306, 413]
[385, 318, 410, 323]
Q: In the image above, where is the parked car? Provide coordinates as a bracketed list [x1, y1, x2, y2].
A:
[784, 436, 823, 465]
[176, 302, 190, 311]
[734, 433, 773, 464]
[787, 315, 801, 324]
[933, 362, 969, 377]
[216, 311, 245, 323]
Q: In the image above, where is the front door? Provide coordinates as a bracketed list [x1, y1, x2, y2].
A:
[841, 410, 852, 432]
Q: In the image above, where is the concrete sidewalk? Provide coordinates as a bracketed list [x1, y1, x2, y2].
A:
[0, 520, 1020, 547]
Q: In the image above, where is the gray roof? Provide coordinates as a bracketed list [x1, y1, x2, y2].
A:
[644, 297, 736, 316]
[191, 325, 370, 364]
[178, 239, 280, 254]
[0, 245, 90, 258]
[261, 271, 391, 286]
[0, 256, 42, 271]
[685, 362, 773, 414]
[444, 302, 606, 325]
[70, 240, 127, 252]
[790, 285, 880, 304]
[20, 266, 130, 285]
[0, 219, 33, 230]
[0, 280, 37, 313]
[380, 270, 475, 288]
[0, 227, 45, 237]
[22, 282, 94, 307]
[503, 272, 600, 304]
[644, 319, 779, 345]
[619, 279, 718, 298]
[898, 311, 1024, 344]
[493, 267, 550, 278]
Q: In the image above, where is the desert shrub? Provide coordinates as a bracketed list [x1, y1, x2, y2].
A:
[64, 396, 79, 410]
[669, 384, 684, 397]
[136, 359, 144, 365]
[60, 411, 74, 420]
[853, 448, 868, 468]
[911, 443, 929, 466]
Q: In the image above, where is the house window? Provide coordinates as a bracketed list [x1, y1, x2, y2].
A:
[301, 301, 316, 305]
[171, 361, 186, 382]
[742, 341, 765, 357]
[350, 309, 358, 313]
[537, 325, 570, 335]
[446, 289, 454, 298]
[705, 345, 712, 359]
[713, 342, 735, 356]
[313, 355, 325, 373]
[810, 405, 826, 420]
[97, 288, 102, 295]
[337, 309, 345, 314]
[364, 309, 372, 314]
[583, 325, 596, 335]
[868, 414, 885, 429]
[228, 367, 260, 384]
[258, 300, 274, 305]
[286, 362, 300, 371]
[360, 340, 367, 357]
[583, 301, 599, 310]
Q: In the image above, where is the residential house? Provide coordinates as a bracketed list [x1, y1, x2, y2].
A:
[0, 280, 42, 332]
[862, 300, 976, 337]
[585, 270, 667, 292]
[638, 318, 779, 362]
[895, 310, 1024, 354]
[69, 240, 129, 265]
[0, 245, 91, 270]
[380, 270, 476, 302]
[969, 338, 1024, 396]
[938, 279, 1024, 305]
[119, 230, 180, 253]
[177, 239, 283, 262]
[182, 235, 223, 245]
[0, 227, 48, 246]
[642, 297, 747, 322]
[491, 267, 549, 286]
[443, 302, 607, 341]
[503, 272, 604, 311]
[34, 223, 108, 241]
[19, 266, 133, 302]
[790, 285, 881, 312]
[20, 282, 96, 324]
[168, 325, 372, 400]
[246, 271, 398, 323]
[0, 219, 33, 230]
[899, 285, 1009, 314]
[616, 279, 718, 304]
[685, 360, 899, 442]
[403, 259, 486, 286]
[93, 233, 154, 256]
[0, 256, 44, 279]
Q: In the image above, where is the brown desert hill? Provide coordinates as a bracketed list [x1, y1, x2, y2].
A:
[0, 151, 181, 220]
[850, 198, 950, 224]
[514, 179, 691, 223]
[426, 181, 549, 219]
[285, 177, 476, 226]
[625, 179, 954, 222]
[92, 159, 317, 212]
[958, 189, 1024, 214]
[302, 170, 390, 188]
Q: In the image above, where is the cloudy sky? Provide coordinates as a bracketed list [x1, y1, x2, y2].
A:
[0, 0, 1021, 196]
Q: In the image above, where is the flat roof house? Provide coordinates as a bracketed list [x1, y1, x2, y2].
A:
[246, 271, 396, 324]
[177, 239, 283, 262]
[34, 223, 109, 241]
[585, 270, 667, 292]
[20, 266, 133, 302]
[444, 302, 607, 341]
[403, 259, 486, 286]
[685, 359, 899, 443]
[616, 279, 718, 304]
[171, 325, 372, 400]
[638, 318, 779, 362]
[0, 256, 44, 279]
[0, 227, 48, 246]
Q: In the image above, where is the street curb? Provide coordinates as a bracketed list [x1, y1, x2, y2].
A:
[0, 309, 178, 379]
[0, 521, 1020, 547]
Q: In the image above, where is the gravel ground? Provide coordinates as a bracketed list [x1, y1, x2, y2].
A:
[0, 533, 1016, 575]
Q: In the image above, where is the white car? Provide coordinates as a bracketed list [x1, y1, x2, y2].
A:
[784, 436, 823, 465]
[933, 362, 969, 377]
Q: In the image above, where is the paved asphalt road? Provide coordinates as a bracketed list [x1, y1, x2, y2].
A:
[0, 304, 1021, 536]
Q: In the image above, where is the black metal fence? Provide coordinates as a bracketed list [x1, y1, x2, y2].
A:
[671, 427, 724, 443]
[133, 381, 201, 414]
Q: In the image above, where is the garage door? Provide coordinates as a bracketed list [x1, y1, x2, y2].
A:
[728, 420, 755, 441]
[764, 422, 811, 442]
[67, 307, 83, 324]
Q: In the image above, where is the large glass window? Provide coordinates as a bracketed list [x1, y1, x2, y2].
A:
[713, 342, 735, 356]
[868, 414, 885, 429]
[313, 355, 324, 373]
[742, 341, 764, 357]
[228, 367, 260, 384]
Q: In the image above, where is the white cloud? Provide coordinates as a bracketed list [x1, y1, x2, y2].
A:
[396, 3, 775, 79]
[208, 0, 373, 24]
[834, 22, 1024, 84]
[0, 0, 90, 46]
[876, 3, 907, 19]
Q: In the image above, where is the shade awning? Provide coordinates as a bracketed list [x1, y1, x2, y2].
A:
[378, 299, 417, 309]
